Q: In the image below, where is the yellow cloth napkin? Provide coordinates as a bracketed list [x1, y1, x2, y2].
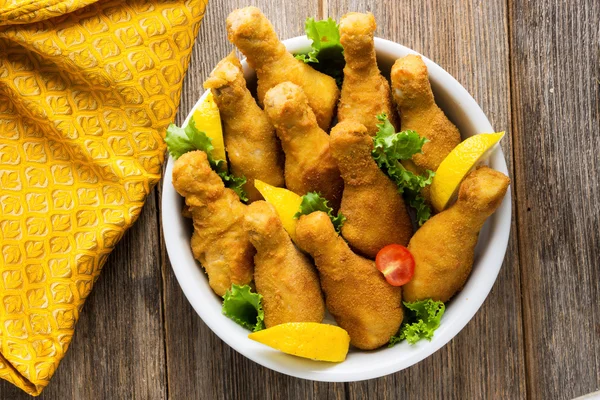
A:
[0, 0, 207, 395]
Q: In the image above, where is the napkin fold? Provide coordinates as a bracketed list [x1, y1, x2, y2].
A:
[0, 0, 207, 394]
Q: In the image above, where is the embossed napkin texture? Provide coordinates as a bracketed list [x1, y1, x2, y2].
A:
[0, 0, 207, 394]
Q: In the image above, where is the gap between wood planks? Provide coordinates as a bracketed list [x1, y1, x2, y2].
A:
[156, 177, 170, 399]
[505, 0, 530, 398]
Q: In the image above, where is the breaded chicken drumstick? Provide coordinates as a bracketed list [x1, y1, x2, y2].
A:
[330, 120, 412, 257]
[296, 212, 403, 350]
[337, 12, 398, 134]
[264, 82, 343, 211]
[403, 166, 510, 302]
[227, 6, 339, 130]
[204, 52, 284, 202]
[243, 201, 325, 328]
[172, 151, 255, 296]
[391, 54, 461, 172]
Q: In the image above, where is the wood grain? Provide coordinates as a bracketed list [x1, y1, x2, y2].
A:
[325, 0, 526, 398]
[2, 0, 599, 398]
[0, 193, 167, 399]
[509, 0, 600, 398]
[160, 1, 345, 399]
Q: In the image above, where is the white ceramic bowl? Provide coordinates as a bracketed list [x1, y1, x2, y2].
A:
[162, 36, 511, 382]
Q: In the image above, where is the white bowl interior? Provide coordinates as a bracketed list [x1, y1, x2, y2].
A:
[161, 36, 511, 382]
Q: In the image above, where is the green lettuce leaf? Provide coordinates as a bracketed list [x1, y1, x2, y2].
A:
[166, 118, 248, 201]
[222, 284, 265, 332]
[372, 113, 435, 225]
[165, 119, 214, 160]
[293, 192, 346, 233]
[405, 191, 433, 228]
[217, 171, 248, 203]
[372, 117, 428, 161]
[389, 299, 445, 346]
[294, 17, 345, 86]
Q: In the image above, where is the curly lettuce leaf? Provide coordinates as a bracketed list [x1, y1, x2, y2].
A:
[405, 191, 433, 227]
[373, 116, 428, 161]
[372, 114, 435, 225]
[166, 118, 248, 201]
[294, 17, 345, 86]
[389, 299, 445, 346]
[293, 192, 346, 233]
[165, 118, 214, 160]
[222, 284, 265, 332]
[217, 171, 248, 202]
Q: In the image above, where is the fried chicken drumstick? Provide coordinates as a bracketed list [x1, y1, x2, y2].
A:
[227, 6, 339, 130]
[264, 82, 343, 210]
[337, 12, 398, 134]
[296, 212, 403, 350]
[204, 52, 284, 202]
[243, 201, 325, 328]
[172, 151, 255, 296]
[403, 167, 510, 302]
[391, 54, 461, 172]
[330, 120, 412, 257]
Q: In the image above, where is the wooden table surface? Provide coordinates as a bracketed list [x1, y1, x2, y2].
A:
[1, 0, 598, 399]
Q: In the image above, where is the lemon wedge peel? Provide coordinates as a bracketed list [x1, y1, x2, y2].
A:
[254, 180, 303, 242]
[430, 132, 505, 213]
[248, 322, 351, 363]
[193, 91, 227, 165]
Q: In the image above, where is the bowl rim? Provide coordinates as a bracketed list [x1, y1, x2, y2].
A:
[161, 35, 512, 382]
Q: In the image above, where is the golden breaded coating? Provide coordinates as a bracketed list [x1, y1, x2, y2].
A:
[226, 6, 339, 130]
[204, 52, 285, 202]
[172, 151, 255, 296]
[337, 12, 398, 134]
[403, 167, 510, 302]
[295, 212, 403, 350]
[263, 82, 343, 210]
[330, 120, 412, 258]
[391, 54, 461, 172]
[243, 201, 325, 328]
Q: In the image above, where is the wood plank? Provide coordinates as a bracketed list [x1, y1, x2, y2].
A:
[324, 1, 526, 398]
[509, 0, 600, 398]
[160, 1, 346, 399]
[0, 193, 167, 399]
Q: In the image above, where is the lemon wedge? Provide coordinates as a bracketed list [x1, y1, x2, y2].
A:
[248, 322, 350, 362]
[430, 132, 504, 212]
[254, 180, 302, 242]
[193, 91, 226, 164]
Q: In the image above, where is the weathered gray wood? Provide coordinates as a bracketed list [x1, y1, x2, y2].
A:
[509, 1, 600, 399]
[3, 0, 598, 398]
[325, 0, 526, 398]
[0, 193, 167, 399]
[161, 1, 346, 399]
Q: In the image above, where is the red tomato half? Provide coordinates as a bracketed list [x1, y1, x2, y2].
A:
[375, 244, 415, 286]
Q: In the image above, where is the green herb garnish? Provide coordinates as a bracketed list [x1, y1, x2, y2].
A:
[294, 17, 345, 86]
[372, 113, 435, 225]
[389, 299, 445, 346]
[222, 284, 265, 332]
[294, 192, 345, 233]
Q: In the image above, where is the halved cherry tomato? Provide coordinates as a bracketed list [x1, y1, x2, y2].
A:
[375, 244, 415, 286]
